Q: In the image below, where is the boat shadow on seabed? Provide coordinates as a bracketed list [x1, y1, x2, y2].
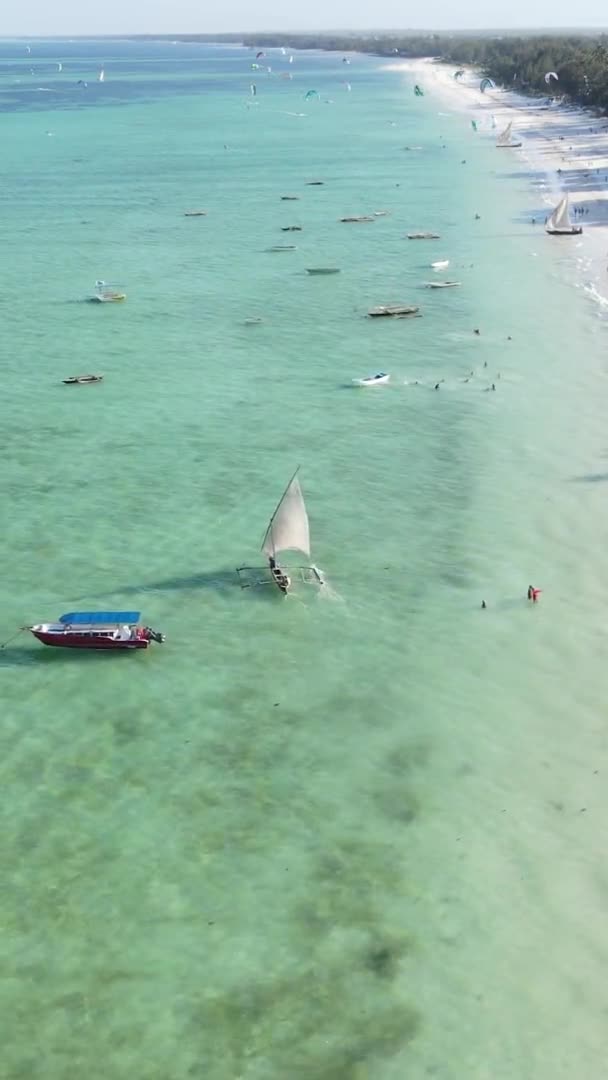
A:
[73, 568, 239, 603]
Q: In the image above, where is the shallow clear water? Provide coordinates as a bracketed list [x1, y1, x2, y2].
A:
[2, 40, 608, 1079]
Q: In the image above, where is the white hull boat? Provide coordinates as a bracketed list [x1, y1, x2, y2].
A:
[431, 260, 449, 270]
[353, 372, 390, 386]
[545, 194, 582, 235]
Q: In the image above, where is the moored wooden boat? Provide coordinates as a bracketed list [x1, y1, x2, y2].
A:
[24, 611, 165, 651]
[407, 231, 440, 239]
[340, 215, 375, 223]
[281, 225, 302, 231]
[63, 374, 104, 384]
[368, 304, 420, 318]
[424, 281, 461, 289]
[184, 209, 207, 216]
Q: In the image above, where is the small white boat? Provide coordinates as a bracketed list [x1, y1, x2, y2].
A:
[496, 121, 522, 148]
[545, 194, 582, 235]
[431, 259, 449, 270]
[424, 280, 461, 289]
[90, 280, 126, 303]
[353, 372, 390, 386]
[407, 231, 440, 240]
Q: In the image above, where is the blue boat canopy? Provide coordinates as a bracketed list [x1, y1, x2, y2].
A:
[59, 611, 141, 625]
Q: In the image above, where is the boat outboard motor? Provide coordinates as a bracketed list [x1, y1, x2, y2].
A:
[144, 627, 165, 644]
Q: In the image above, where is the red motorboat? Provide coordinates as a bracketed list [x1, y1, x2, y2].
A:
[25, 611, 165, 651]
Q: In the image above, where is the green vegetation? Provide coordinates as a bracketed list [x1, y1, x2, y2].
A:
[172, 31, 608, 112]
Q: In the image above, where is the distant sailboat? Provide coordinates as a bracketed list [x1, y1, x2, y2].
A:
[98, 68, 105, 82]
[545, 193, 582, 235]
[57, 62, 63, 72]
[236, 468, 323, 594]
[496, 120, 522, 148]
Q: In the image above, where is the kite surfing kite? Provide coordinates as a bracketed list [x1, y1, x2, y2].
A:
[480, 78, 495, 93]
[544, 70, 558, 84]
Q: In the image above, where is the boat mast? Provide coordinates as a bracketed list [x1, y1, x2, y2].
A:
[261, 465, 301, 556]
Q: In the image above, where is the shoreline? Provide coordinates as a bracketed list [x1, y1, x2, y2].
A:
[384, 58, 608, 299]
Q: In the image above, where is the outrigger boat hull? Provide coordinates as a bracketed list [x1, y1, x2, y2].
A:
[236, 565, 324, 592]
[30, 628, 149, 649]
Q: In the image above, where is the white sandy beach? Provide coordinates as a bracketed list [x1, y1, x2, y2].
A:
[385, 58, 608, 295]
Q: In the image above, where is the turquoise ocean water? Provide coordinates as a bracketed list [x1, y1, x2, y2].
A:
[2, 39, 608, 1079]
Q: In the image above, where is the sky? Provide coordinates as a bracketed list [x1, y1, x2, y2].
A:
[1, 0, 607, 36]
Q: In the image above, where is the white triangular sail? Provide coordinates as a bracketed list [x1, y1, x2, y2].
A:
[496, 121, 513, 146]
[547, 194, 572, 231]
[262, 470, 310, 559]
[98, 68, 105, 82]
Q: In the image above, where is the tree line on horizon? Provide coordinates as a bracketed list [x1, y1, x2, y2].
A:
[172, 31, 608, 112]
